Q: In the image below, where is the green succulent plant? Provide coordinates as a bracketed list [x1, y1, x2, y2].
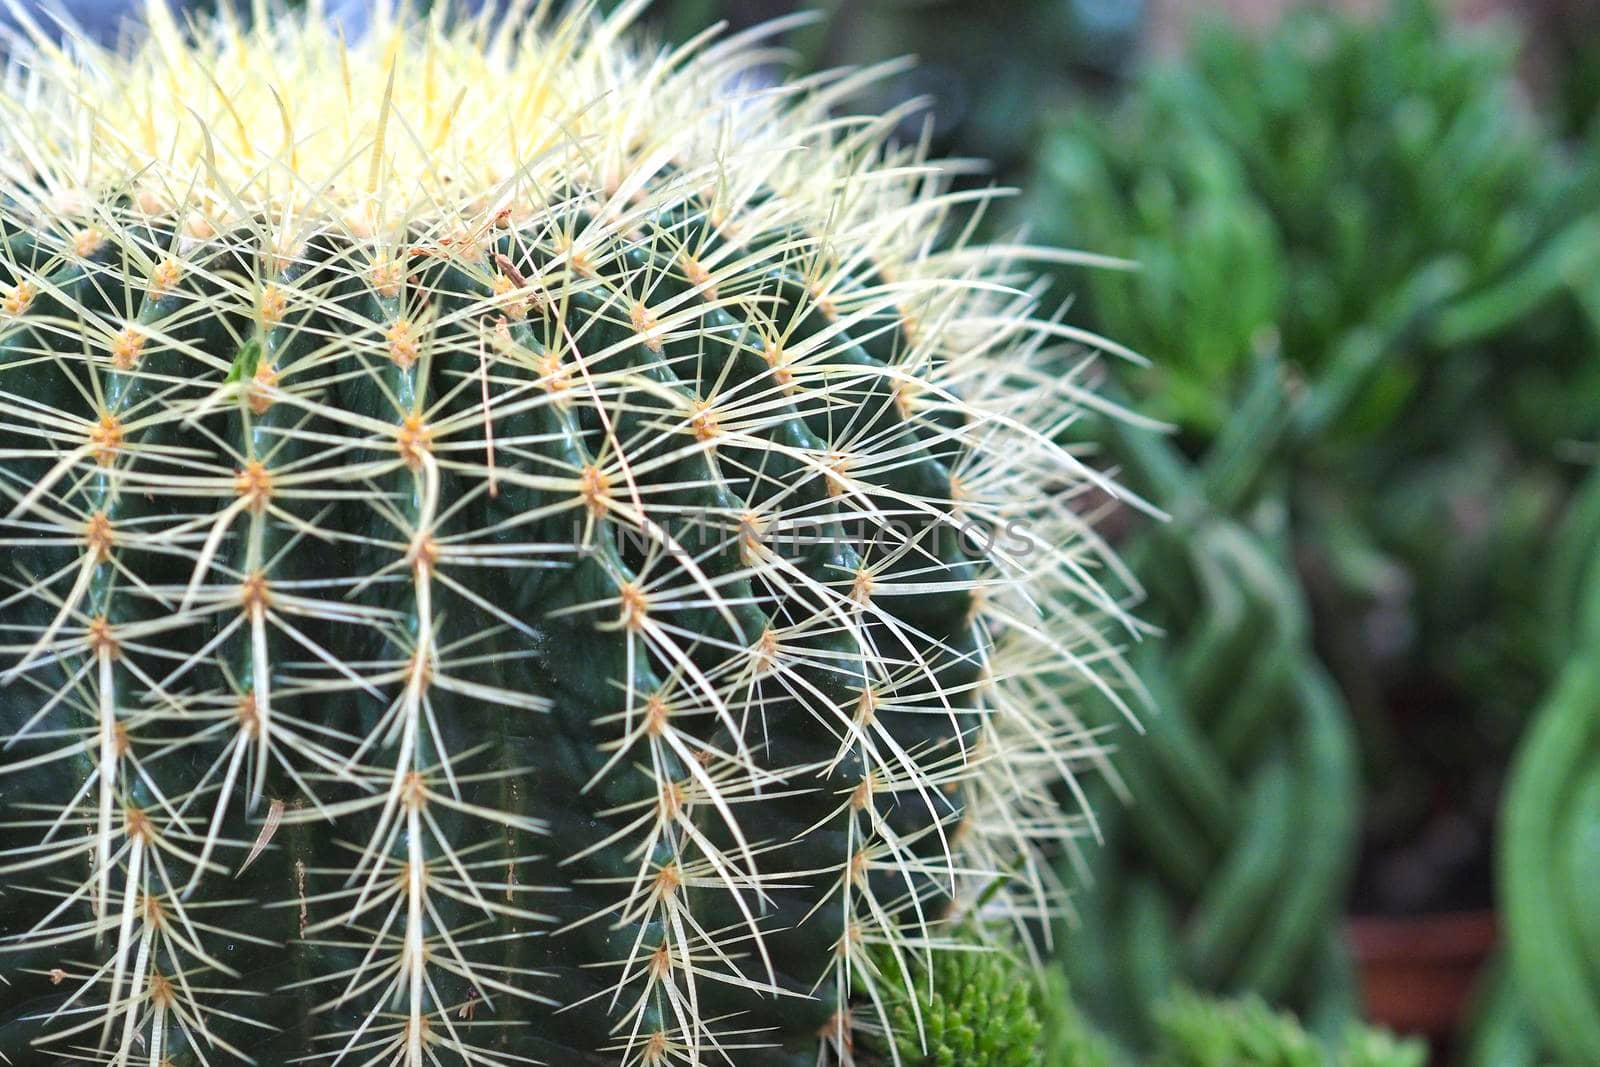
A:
[855, 931, 1425, 1067]
[1151, 992, 1424, 1067]
[1039, 970, 1124, 1067]
[0, 3, 1139, 1065]
[1029, 0, 1600, 948]
[1055, 392, 1363, 1049]
[857, 931, 1124, 1067]
[1029, 0, 1573, 442]
[1466, 463, 1600, 1067]
[858, 926, 1042, 1067]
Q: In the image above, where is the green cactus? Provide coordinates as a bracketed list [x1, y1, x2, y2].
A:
[0, 3, 1139, 1065]
[1473, 464, 1600, 1067]
[853, 934, 1111, 1067]
[858, 925, 1042, 1067]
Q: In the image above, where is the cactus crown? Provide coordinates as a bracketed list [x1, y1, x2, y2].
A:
[0, 3, 1137, 1065]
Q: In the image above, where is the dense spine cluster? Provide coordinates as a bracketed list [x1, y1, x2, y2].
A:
[0, 3, 1139, 1064]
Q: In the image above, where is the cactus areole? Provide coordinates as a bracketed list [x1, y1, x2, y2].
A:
[0, 3, 1137, 1064]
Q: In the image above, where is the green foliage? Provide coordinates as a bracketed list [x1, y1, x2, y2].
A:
[859, 946, 1425, 1067]
[1338, 1024, 1430, 1067]
[1484, 506, 1600, 1065]
[1153, 994, 1324, 1067]
[1030, 0, 1581, 440]
[1039, 970, 1126, 1067]
[1152, 993, 1425, 1067]
[1057, 406, 1364, 1046]
[861, 930, 1044, 1067]
[1463, 954, 1575, 1067]
[1549, 9, 1600, 140]
[1030, 0, 1600, 935]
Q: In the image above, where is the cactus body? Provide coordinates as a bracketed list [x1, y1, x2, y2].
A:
[0, 4, 1133, 1065]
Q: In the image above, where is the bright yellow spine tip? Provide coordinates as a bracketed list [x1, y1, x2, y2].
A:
[238, 572, 271, 613]
[645, 694, 671, 737]
[893, 379, 918, 419]
[395, 414, 433, 468]
[88, 412, 124, 464]
[854, 686, 876, 726]
[618, 583, 650, 630]
[754, 627, 779, 668]
[84, 511, 115, 561]
[689, 401, 719, 442]
[737, 511, 767, 565]
[237, 691, 260, 736]
[825, 453, 851, 497]
[247, 361, 279, 415]
[763, 342, 794, 387]
[410, 534, 440, 572]
[540, 351, 571, 394]
[86, 615, 120, 657]
[491, 273, 527, 318]
[681, 255, 715, 299]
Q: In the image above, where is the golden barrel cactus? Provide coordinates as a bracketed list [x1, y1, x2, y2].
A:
[0, 3, 1139, 1064]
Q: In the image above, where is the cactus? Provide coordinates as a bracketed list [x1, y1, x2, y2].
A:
[1468, 464, 1600, 1067]
[0, 3, 1138, 1065]
[859, 924, 1044, 1067]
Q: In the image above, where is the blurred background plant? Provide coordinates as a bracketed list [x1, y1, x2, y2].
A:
[1059, 389, 1364, 1050]
[1462, 462, 1600, 1067]
[1023, 0, 1600, 1022]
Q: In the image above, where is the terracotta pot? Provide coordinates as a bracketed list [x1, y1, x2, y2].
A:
[1347, 911, 1498, 1037]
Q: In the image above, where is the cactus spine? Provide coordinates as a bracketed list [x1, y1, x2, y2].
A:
[0, 3, 1137, 1064]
